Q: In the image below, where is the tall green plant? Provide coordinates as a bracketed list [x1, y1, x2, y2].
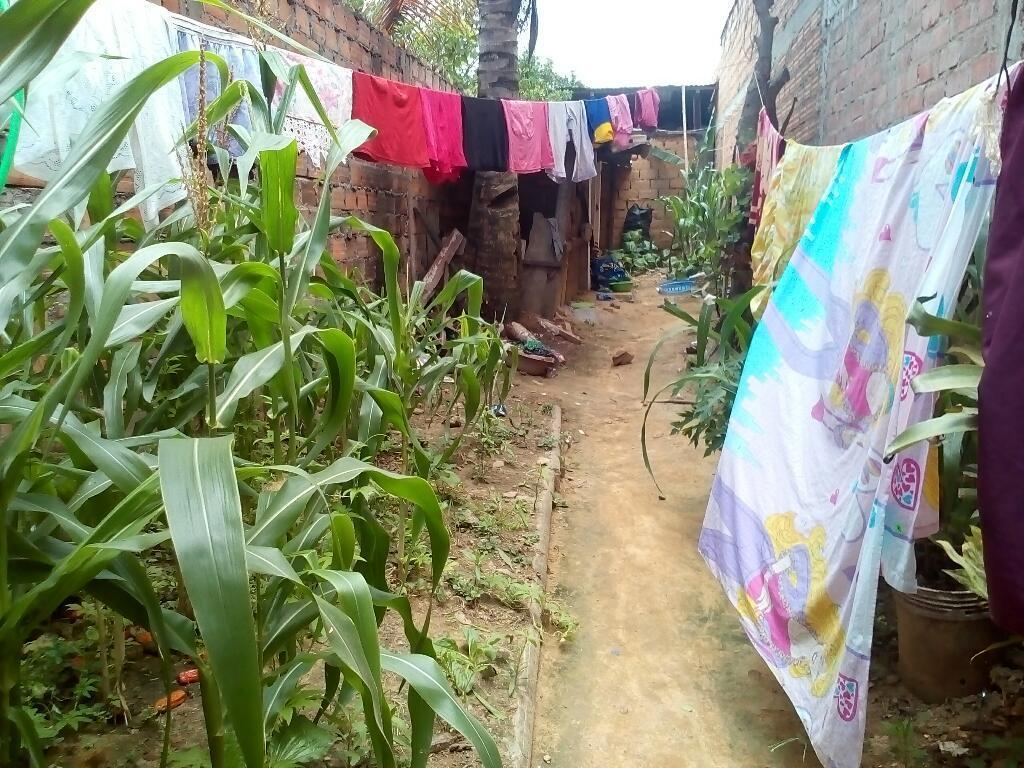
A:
[641, 287, 762, 490]
[658, 128, 750, 295]
[0, 2, 507, 766]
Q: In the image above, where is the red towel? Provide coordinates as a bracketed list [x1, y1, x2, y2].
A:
[351, 72, 430, 168]
[420, 88, 467, 184]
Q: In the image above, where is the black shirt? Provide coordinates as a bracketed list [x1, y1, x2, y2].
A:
[461, 96, 510, 172]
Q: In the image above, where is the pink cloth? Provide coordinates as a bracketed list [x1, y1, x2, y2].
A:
[420, 88, 467, 184]
[501, 100, 555, 174]
[635, 88, 660, 129]
[750, 108, 785, 226]
[606, 94, 634, 150]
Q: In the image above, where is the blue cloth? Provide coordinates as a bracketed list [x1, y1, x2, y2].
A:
[584, 98, 611, 137]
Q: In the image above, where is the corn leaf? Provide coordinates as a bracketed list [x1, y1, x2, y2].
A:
[159, 436, 265, 768]
[380, 652, 500, 768]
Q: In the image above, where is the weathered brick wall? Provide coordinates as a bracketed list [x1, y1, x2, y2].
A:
[1, 0, 463, 287]
[717, 0, 825, 164]
[609, 133, 694, 250]
[716, 0, 1019, 163]
[150, 0, 465, 287]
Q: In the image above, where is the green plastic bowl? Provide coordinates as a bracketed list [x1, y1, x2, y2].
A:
[608, 280, 634, 293]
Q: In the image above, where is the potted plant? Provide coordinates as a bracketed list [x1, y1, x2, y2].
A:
[885, 292, 1002, 702]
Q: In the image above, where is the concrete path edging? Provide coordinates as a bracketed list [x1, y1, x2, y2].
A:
[507, 404, 562, 768]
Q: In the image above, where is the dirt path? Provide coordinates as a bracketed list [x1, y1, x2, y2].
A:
[527, 280, 811, 768]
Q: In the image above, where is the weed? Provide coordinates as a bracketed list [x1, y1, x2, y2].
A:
[970, 736, 1024, 768]
[22, 630, 110, 747]
[434, 628, 505, 696]
[536, 435, 557, 450]
[445, 555, 579, 642]
[475, 411, 517, 458]
[884, 718, 926, 768]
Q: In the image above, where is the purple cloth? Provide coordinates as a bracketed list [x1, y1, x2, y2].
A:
[979, 71, 1024, 634]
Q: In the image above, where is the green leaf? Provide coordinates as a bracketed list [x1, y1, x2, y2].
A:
[107, 298, 181, 348]
[304, 328, 356, 465]
[260, 141, 299, 255]
[0, 0, 97, 106]
[911, 364, 982, 395]
[180, 250, 228, 364]
[269, 715, 334, 767]
[284, 123, 376, 316]
[0, 395, 150, 491]
[907, 300, 981, 345]
[246, 545, 302, 583]
[102, 342, 142, 439]
[159, 436, 265, 768]
[885, 409, 979, 457]
[10, 706, 46, 768]
[48, 219, 87, 353]
[215, 327, 317, 424]
[0, 474, 163, 644]
[314, 597, 389, 737]
[381, 652, 501, 768]
[311, 570, 381, 679]
[263, 656, 315, 734]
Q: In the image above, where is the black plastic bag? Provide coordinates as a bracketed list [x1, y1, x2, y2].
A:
[623, 203, 653, 240]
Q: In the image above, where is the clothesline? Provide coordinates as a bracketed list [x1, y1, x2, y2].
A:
[9, 0, 666, 221]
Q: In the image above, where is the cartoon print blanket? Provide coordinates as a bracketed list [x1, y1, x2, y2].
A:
[699, 74, 1005, 768]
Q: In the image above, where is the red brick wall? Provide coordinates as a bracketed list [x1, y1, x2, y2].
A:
[0, 0, 463, 287]
[609, 133, 694, 250]
[716, 0, 1018, 162]
[150, 0, 465, 287]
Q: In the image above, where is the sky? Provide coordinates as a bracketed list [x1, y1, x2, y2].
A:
[531, 0, 734, 88]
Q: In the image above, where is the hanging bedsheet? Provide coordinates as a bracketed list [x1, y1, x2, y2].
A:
[750, 140, 843, 315]
[13, 0, 188, 225]
[699, 74, 1004, 768]
[270, 48, 353, 169]
[173, 15, 260, 158]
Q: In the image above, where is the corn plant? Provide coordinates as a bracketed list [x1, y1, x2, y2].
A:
[0, 2, 505, 766]
[641, 286, 763, 491]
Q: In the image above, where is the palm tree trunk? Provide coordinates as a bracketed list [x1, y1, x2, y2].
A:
[477, 0, 521, 98]
[467, 0, 523, 319]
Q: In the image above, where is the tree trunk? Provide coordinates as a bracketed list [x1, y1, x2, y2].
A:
[466, 0, 522, 319]
[736, 0, 791, 152]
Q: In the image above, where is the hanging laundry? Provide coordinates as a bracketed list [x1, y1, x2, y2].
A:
[547, 101, 597, 182]
[606, 94, 634, 150]
[634, 88, 661, 130]
[420, 88, 467, 183]
[351, 72, 429, 168]
[750, 140, 843, 315]
[979, 68, 1024, 635]
[269, 48, 353, 168]
[174, 15, 260, 158]
[461, 96, 510, 172]
[750, 108, 785, 227]
[700, 75, 1002, 768]
[13, 0, 189, 226]
[584, 98, 614, 145]
[501, 100, 555, 174]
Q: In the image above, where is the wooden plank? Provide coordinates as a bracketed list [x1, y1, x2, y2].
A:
[421, 228, 465, 300]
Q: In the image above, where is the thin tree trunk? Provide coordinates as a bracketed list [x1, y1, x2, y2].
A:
[466, 0, 523, 319]
[737, 0, 791, 148]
